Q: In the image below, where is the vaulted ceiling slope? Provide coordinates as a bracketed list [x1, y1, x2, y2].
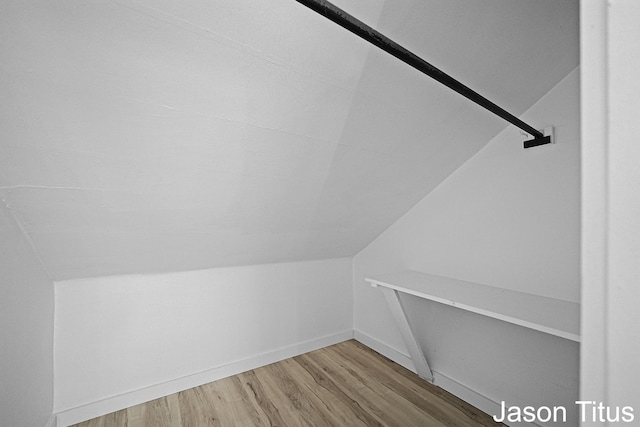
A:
[0, 0, 578, 281]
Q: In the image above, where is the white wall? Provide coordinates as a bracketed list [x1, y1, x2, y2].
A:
[54, 257, 353, 425]
[354, 68, 581, 425]
[605, 1, 640, 416]
[0, 200, 54, 427]
[580, 1, 640, 424]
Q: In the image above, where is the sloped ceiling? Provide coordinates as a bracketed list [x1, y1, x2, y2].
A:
[0, 0, 578, 280]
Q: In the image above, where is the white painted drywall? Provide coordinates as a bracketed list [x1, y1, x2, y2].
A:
[1, 0, 578, 281]
[603, 1, 640, 417]
[580, 1, 640, 422]
[578, 1, 608, 419]
[0, 201, 54, 427]
[54, 257, 352, 416]
[354, 68, 581, 425]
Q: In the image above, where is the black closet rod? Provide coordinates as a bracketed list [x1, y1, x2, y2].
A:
[294, 0, 552, 148]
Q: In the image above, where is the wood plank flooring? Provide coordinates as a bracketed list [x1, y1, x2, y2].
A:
[72, 340, 503, 427]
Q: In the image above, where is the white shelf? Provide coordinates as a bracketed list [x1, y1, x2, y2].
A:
[366, 270, 580, 342]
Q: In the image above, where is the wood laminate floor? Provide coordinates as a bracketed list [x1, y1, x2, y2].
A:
[72, 340, 503, 427]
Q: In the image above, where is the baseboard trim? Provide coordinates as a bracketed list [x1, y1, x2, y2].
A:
[353, 330, 544, 427]
[353, 329, 416, 371]
[56, 329, 548, 427]
[55, 330, 353, 427]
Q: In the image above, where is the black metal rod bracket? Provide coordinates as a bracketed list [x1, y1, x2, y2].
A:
[294, 0, 551, 149]
[523, 126, 554, 149]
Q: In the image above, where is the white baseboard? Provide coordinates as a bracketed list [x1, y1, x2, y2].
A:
[353, 330, 544, 427]
[55, 330, 353, 427]
[56, 329, 549, 427]
[353, 329, 417, 371]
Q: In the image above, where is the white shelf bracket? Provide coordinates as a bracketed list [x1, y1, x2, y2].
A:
[377, 286, 434, 382]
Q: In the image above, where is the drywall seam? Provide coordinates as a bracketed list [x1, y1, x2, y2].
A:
[54, 329, 353, 426]
[0, 195, 53, 281]
[52, 255, 353, 284]
[110, 0, 371, 92]
[1, 195, 56, 426]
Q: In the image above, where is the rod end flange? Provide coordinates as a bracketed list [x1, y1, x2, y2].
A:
[524, 126, 554, 149]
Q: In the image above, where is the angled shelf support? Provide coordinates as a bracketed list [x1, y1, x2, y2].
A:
[366, 271, 580, 383]
[374, 284, 434, 382]
[366, 271, 579, 391]
[294, 0, 553, 149]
